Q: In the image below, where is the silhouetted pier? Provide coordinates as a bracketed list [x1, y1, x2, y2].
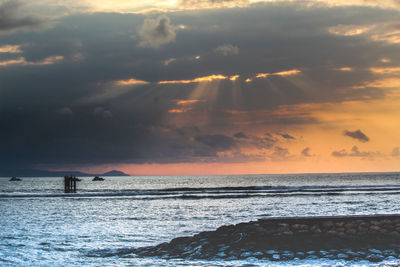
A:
[64, 176, 77, 193]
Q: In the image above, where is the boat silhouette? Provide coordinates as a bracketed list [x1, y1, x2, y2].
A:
[92, 176, 105, 181]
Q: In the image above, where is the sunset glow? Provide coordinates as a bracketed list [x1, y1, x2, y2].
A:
[1, 0, 400, 176]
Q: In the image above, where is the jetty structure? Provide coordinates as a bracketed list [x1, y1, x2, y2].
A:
[133, 214, 400, 263]
[64, 176, 78, 193]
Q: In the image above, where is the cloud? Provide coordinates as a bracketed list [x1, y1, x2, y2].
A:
[329, 22, 400, 44]
[58, 107, 72, 115]
[0, 3, 400, 169]
[93, 107, 112, 118]
[114, 78, 149, 86]
[179, 0, 249, 8]
[139, 15, 176, 48]
[158, 74, 227, 84]
[0, 55, 63, 67]
[343, 129, 370, 143]
[214, 44, 239, 56]
[331, 146, 378, 158]
[392, 147, 400, 157]
[194, 134, 235, 152]
[268, 146, 292, 161]
[233, 132, 248, 139]
[0, 0, 44, 32]
[301, 147, 312, 157]
[0, 44, 22, 53]
[278, 133, 296, 140]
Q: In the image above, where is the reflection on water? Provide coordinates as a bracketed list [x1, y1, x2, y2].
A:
[1, 173, 400, 266]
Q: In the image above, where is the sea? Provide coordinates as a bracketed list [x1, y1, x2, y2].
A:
[2, 172, 400, 266]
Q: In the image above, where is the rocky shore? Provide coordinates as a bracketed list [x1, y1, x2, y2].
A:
[134, 214, 400, 262]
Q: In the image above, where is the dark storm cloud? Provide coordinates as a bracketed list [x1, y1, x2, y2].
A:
[194, 134, 236, 151]
[233, 132, 248, 139]
[0, 2, 399, 168]
[0, 0, 45, 32]
[343, 129, 370, 143]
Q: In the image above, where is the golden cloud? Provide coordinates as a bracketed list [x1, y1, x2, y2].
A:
[158, 74, 228, 84]
[0, 56, 63, 67]
[114, 78, 150, 85]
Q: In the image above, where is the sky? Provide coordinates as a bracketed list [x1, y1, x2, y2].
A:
[0, 0, 400, 175]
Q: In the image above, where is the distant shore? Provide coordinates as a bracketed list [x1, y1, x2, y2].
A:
[134, 214, 400, 263]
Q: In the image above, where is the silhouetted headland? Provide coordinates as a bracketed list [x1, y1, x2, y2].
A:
[0, 169, 129, 177]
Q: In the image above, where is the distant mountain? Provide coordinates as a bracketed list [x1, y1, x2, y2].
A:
[102, 170, 129, 176]
[0, 168, 130, 177]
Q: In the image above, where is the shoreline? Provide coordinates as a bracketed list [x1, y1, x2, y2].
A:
[134, 214, 400, 262]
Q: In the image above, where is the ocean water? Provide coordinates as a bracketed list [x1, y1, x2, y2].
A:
[2, 172, 400, 266]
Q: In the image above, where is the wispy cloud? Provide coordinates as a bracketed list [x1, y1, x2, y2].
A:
[0, 55, 63, 66]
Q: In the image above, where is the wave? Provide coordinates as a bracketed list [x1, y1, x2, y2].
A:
[2, 184, 400, 199]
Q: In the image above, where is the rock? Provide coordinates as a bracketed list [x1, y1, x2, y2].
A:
[271, 254, 281, 261]
[383, 249, 396, 257]
[346, 229, 357, 235]
[306, 255, 319, 260]
[337, 253, 349, 260]
[366, 254, 384, 262]
[291, 224, 308, 231]
[325, 254, 337, 260]
[368, 249, 382, 254]
[346, 251, 360, 258]
[295, 252, 305, 258]
[216, 252, 227, 258]
[336, 222, 345, 227]
[281, 252, 294, 260]
[240, 252, 252, 258]
[282, 231, 293, 236]
[322, 221, 334, 229]
[252, 252, 264, 258]
[345, 223, 357, 229]
[391, 231, 400, 236]
[358, 226, 368, 233]
[328, 249, 339, 254]
[327, 230, 337, 235]
[318, 250, 329, 257]
[370, 225, 381, 231]
[380, 228, 388, 234]
[266, 250, 277, 255]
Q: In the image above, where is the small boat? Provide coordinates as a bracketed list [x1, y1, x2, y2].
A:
[9, 177, 22, 181]
[92, 176, 105, 181]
